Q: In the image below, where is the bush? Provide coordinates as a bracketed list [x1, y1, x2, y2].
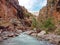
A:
[24, 13, 30, 18]
[31, 16, 56, 32]
[38, 17, 56, 32]
[31, 16, 42, 30]
[43, 18, 56, 31]
[31, 16, 38, 28]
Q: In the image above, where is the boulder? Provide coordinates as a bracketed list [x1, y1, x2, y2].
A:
[24, 30, 34, 35]
[37, 31, 46, 37]
[15, 30, 22, 34]
[0, 37, 3, 41]
[31, 33, 37, 37]
[8, 32, 14, 37]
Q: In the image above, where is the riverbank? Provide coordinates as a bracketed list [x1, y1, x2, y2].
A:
[0, 29, 23, 41]
[0, 33, 54, 45]
[0, 29, 60, 45]
[23, 30, 60, 45]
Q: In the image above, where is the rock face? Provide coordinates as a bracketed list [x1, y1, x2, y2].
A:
[38, 0, 60, 35]
[38, 0, 60, 23]
[38, 6, 47, 22]
[0, 0, 24, 20]
[0, 0, 33, 40]
[0, 0, 32, 28]
[47, 0, 60, 23]
[0, 0, 24, 28]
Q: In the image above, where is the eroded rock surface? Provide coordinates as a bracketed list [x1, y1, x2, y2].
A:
[0, 0, 33, 41]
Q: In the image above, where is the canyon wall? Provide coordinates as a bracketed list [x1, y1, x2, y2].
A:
[38, 0, 60, 23]
[0, 0, 32, 30]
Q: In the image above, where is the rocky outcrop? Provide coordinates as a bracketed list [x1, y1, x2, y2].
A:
[37, 1, 60, 44]
[38, 6, 47, 22]
[38, 0, 60, 33]
[47, 0, 60, 23]
[38, 0, 60, 23]
[0, 0, 33, 40]
[0, 0, 24, 27]
[0, 0, 33, 28]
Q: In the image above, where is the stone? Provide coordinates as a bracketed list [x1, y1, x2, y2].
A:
[1, 31, 9, 37]
[37, 31, 46, 37]
[8, 32, 14, 37]
[31, 33, 37, 37]
[16, 30, 22, 34]
[24, 30, 34, 35]
[0, 37, 3, 41]
[0, 29, 2, 34]
[2, 36, 8, 40]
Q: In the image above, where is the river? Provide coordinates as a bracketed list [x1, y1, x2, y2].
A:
[0, 33, 53, 45]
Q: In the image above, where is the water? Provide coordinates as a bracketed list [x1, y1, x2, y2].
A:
[0, 33, 53, 45]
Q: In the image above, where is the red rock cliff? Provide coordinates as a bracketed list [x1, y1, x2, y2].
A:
[0, 0, 33, 30]
[0, 0, 25, 20]
[47, 0, 60, 22]
[38, 0, 60, 23]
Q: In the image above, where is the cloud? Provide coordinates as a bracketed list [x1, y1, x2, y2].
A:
[39, 0, 47, 7]
[18, 0, 47, 12]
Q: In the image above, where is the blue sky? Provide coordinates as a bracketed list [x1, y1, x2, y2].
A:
[18, 0, 47, 12]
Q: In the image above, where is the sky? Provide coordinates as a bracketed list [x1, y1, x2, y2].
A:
[18, 0, 47, 12]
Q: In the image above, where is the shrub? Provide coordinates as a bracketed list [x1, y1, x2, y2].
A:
[24, 13, 30, 18]
[31, 16, 56, 33]
[31, 16, 42, 30]
[43, 18, 56, 31]
[31, 16, 38, 28]
[38, 17, 56, 32]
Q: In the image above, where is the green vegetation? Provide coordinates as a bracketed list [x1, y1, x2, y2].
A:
[41, 18, 56, 32]
[31, 16, 41, 30]
[38, 18, 56, 32]
[31, 16, 38, 28]
[44, 18, 55, 29]
[31, 17, 56, 32]
[24, 13, 33, 18]
[58, 21, 60, 24]
[24, 13, 30, 18]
